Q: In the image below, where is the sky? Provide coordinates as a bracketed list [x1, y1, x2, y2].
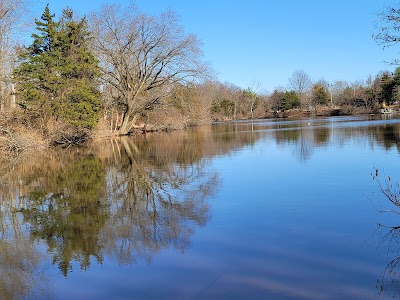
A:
[29, 0, 400, 93]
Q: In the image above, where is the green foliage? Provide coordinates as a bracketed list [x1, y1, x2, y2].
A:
[364, 87, 378, 107]
[270, 90, 300, 111]
[343, 87, 354, 100]
[14, 5, 101, 129]
[211, 98, 234, 116]
[211, 100, 221, 113]
[220, 99, 235, 115]
[379, 72, 395, 104]
[280, 91, 300, 110]
[243, 88, 256, 99]
[20, 154, 107, 277]
[311, 84, 329, 106]
[393, 67, 400, 85]
[58, 85, 100, 128]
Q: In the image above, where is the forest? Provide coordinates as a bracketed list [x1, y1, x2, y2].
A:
[1, 1, 400, 152]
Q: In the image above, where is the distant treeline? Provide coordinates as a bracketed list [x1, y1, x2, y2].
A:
[0, 1, 398, 152]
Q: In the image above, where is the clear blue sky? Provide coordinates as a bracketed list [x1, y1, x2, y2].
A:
[32, 0, 398, 92]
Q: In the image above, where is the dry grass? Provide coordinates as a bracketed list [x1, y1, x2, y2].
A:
[0, 111, 48, 155]
[144, 106, 189, 131]
[0, 128, 46, 153]
[91, 117, 116, 140]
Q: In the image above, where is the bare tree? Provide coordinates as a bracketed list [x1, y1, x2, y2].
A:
[331, 80, 348, 106]
[226, 83, 241, 120]
[374, 5, 400, 64]
[0, 0, 27, 111]
[89, 4, 208, 135]
[246, 81, 261, 119]
[288, 69, 312, 109]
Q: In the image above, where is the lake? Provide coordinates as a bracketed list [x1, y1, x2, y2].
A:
[1, 115, 400, 299]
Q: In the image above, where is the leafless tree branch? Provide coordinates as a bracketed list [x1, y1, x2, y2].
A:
[89, 4, 209, 134]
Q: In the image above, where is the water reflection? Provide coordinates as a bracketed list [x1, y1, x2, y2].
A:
[0, 140, 220, 279]
[375, 224, 400, 298]
[371, 169, 400, 298]
[0, 207, 46, 300]
[272, 120, 327, 160]
[18, 153, 107, 276]
[101, 137, 220, 265]
[0, 124, 266, 285]
[211, 122, 258, 150]
[211, 117, 400, 161]
[268, 117, 400, 160]
[374, 124, 400, 152]
[1, 117, 400, 298]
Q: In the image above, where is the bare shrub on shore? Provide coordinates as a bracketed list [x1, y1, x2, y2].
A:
[145, 106, 188, 131]
[0, 127, 45, 154]
[0, 107, 98, 152]
[43, 118, 91, 146]
[0, 111, 47, 154]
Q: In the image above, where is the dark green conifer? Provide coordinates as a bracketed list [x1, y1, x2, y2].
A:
[14, 5, 101, 130]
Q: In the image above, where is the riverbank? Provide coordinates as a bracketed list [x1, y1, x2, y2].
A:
[270, 106, 376, 119]
[0, 104, 385, 156]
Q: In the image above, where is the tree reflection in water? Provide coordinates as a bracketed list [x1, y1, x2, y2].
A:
[272, 118, 400, 161]
[2, 118, 400, 298]
[18, 153, 108, 276]
[372, 169, 400, 298]
[0, 127, 227, 282]
[0, 208, 47, 300]
[375, 224, 400, 298]
[101, 137, 220, 265]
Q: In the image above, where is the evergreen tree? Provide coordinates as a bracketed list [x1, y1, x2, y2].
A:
[14, 5, 101, 129]
[379, 72, 395, 105]
[311, 84, 329, 106]
[280, 91, 300, 110]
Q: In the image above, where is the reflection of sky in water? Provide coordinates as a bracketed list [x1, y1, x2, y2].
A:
[196, 116, 400, 299]
[2, 115, 400, 299]
[216, 116, 400, 134]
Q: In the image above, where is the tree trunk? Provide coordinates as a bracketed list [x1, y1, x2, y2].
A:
[0, 80, 5, 111]
[11, 83, 16, 109]
[119, 108, 138, 135]
[119, 111, 131, 135]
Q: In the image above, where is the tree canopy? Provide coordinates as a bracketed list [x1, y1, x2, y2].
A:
[14, 5, 101, 132]
[89, 3, 208, 134]
[311, 84, 329, 106]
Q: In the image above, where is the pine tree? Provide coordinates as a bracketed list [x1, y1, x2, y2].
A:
[14, 5, 101, 130]
[379, 73, 395, 105]
[311, 84, 329, 106]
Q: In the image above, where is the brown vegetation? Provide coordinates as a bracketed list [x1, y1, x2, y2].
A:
[0, 2, 397, 154]
[0, 111, 46, 154]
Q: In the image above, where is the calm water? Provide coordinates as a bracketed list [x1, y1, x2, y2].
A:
[1, 115, 400, 299]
